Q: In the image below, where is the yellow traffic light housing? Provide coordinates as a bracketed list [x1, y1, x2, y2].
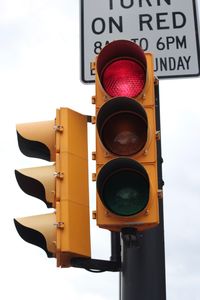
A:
[93, 40, 160, 232]
[14, 108, 91, 267]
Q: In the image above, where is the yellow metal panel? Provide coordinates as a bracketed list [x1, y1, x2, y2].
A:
[59, 151, 89, 206]
[55, 108, 91, 267]
[57, 199, 91, 267]
[57, 107, 88, 159]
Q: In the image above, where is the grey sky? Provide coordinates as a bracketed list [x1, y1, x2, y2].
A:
[0, 1, 200, 299]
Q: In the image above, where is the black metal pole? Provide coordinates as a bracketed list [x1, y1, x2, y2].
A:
[121, 203, 166, 300]
[110, 232, 121, 262]
[120, 81, 166, 300]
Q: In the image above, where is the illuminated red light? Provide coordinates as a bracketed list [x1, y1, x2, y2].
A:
[101, 59, 146, 98]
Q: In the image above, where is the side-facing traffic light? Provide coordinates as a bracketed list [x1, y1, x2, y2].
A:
[14, 108, 91, 267]
[93, 40, 160, 232]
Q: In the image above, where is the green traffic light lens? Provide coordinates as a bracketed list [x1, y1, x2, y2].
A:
[103, 170, 148, 216]
[97, 158, 149, 216]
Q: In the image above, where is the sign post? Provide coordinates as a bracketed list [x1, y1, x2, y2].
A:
[81, 0, 200, 82]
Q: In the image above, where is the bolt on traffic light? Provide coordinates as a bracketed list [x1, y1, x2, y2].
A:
[92, 40, 160, 232]
[14, 108, 91, 267]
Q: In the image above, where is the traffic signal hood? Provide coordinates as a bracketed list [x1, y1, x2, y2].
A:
[93, 40, 160, 232]
[14, 108, 91, 267]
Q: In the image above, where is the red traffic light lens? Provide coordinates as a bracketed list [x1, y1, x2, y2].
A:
[101, 59, 146, 98]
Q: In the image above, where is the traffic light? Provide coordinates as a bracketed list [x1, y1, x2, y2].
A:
[14, 108, 91, 267]
[93, 40, 160, 232]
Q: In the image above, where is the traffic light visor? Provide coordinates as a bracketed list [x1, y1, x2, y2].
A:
[14, 213, 56, 257]
[16, 120, 55, 162]
[97, 40, 147, 98]
[97, 158, 149, 216]
[15, 164, 55, 208]
[97, 97, 148, 156]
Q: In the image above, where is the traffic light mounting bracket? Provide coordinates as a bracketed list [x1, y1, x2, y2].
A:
[71, 232, 121, 272]
[121, 228, 142, 248]
[70, 228, 150, 272]
[71, 257, 121, 272]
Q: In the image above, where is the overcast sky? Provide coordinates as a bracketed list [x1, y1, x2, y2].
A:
[0, 1, 200, 299]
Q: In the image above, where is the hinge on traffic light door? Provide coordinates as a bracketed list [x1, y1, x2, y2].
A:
[156, 130, 161, 141]
[92, 210, 96, 219]
[158, 189, 163, 200]
[92, 96, 96, 104]
[54, 172, 64, 179]
[92, 173, 96, 181]
[91, 116, 96, 124]
[54, 221, 65, 229]
[92, 151, 96, 160]
[87, 115, 93, 123]
[54, 125, 64, 132]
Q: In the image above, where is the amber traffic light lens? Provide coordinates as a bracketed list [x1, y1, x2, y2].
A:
[97, 158, 149, 216]
[102, 111, 147, 156]
[101, 59, 146, 98]
[97, 97, 148, 156]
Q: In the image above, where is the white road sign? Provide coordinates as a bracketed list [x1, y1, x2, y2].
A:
[80, 0, 200, 83]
